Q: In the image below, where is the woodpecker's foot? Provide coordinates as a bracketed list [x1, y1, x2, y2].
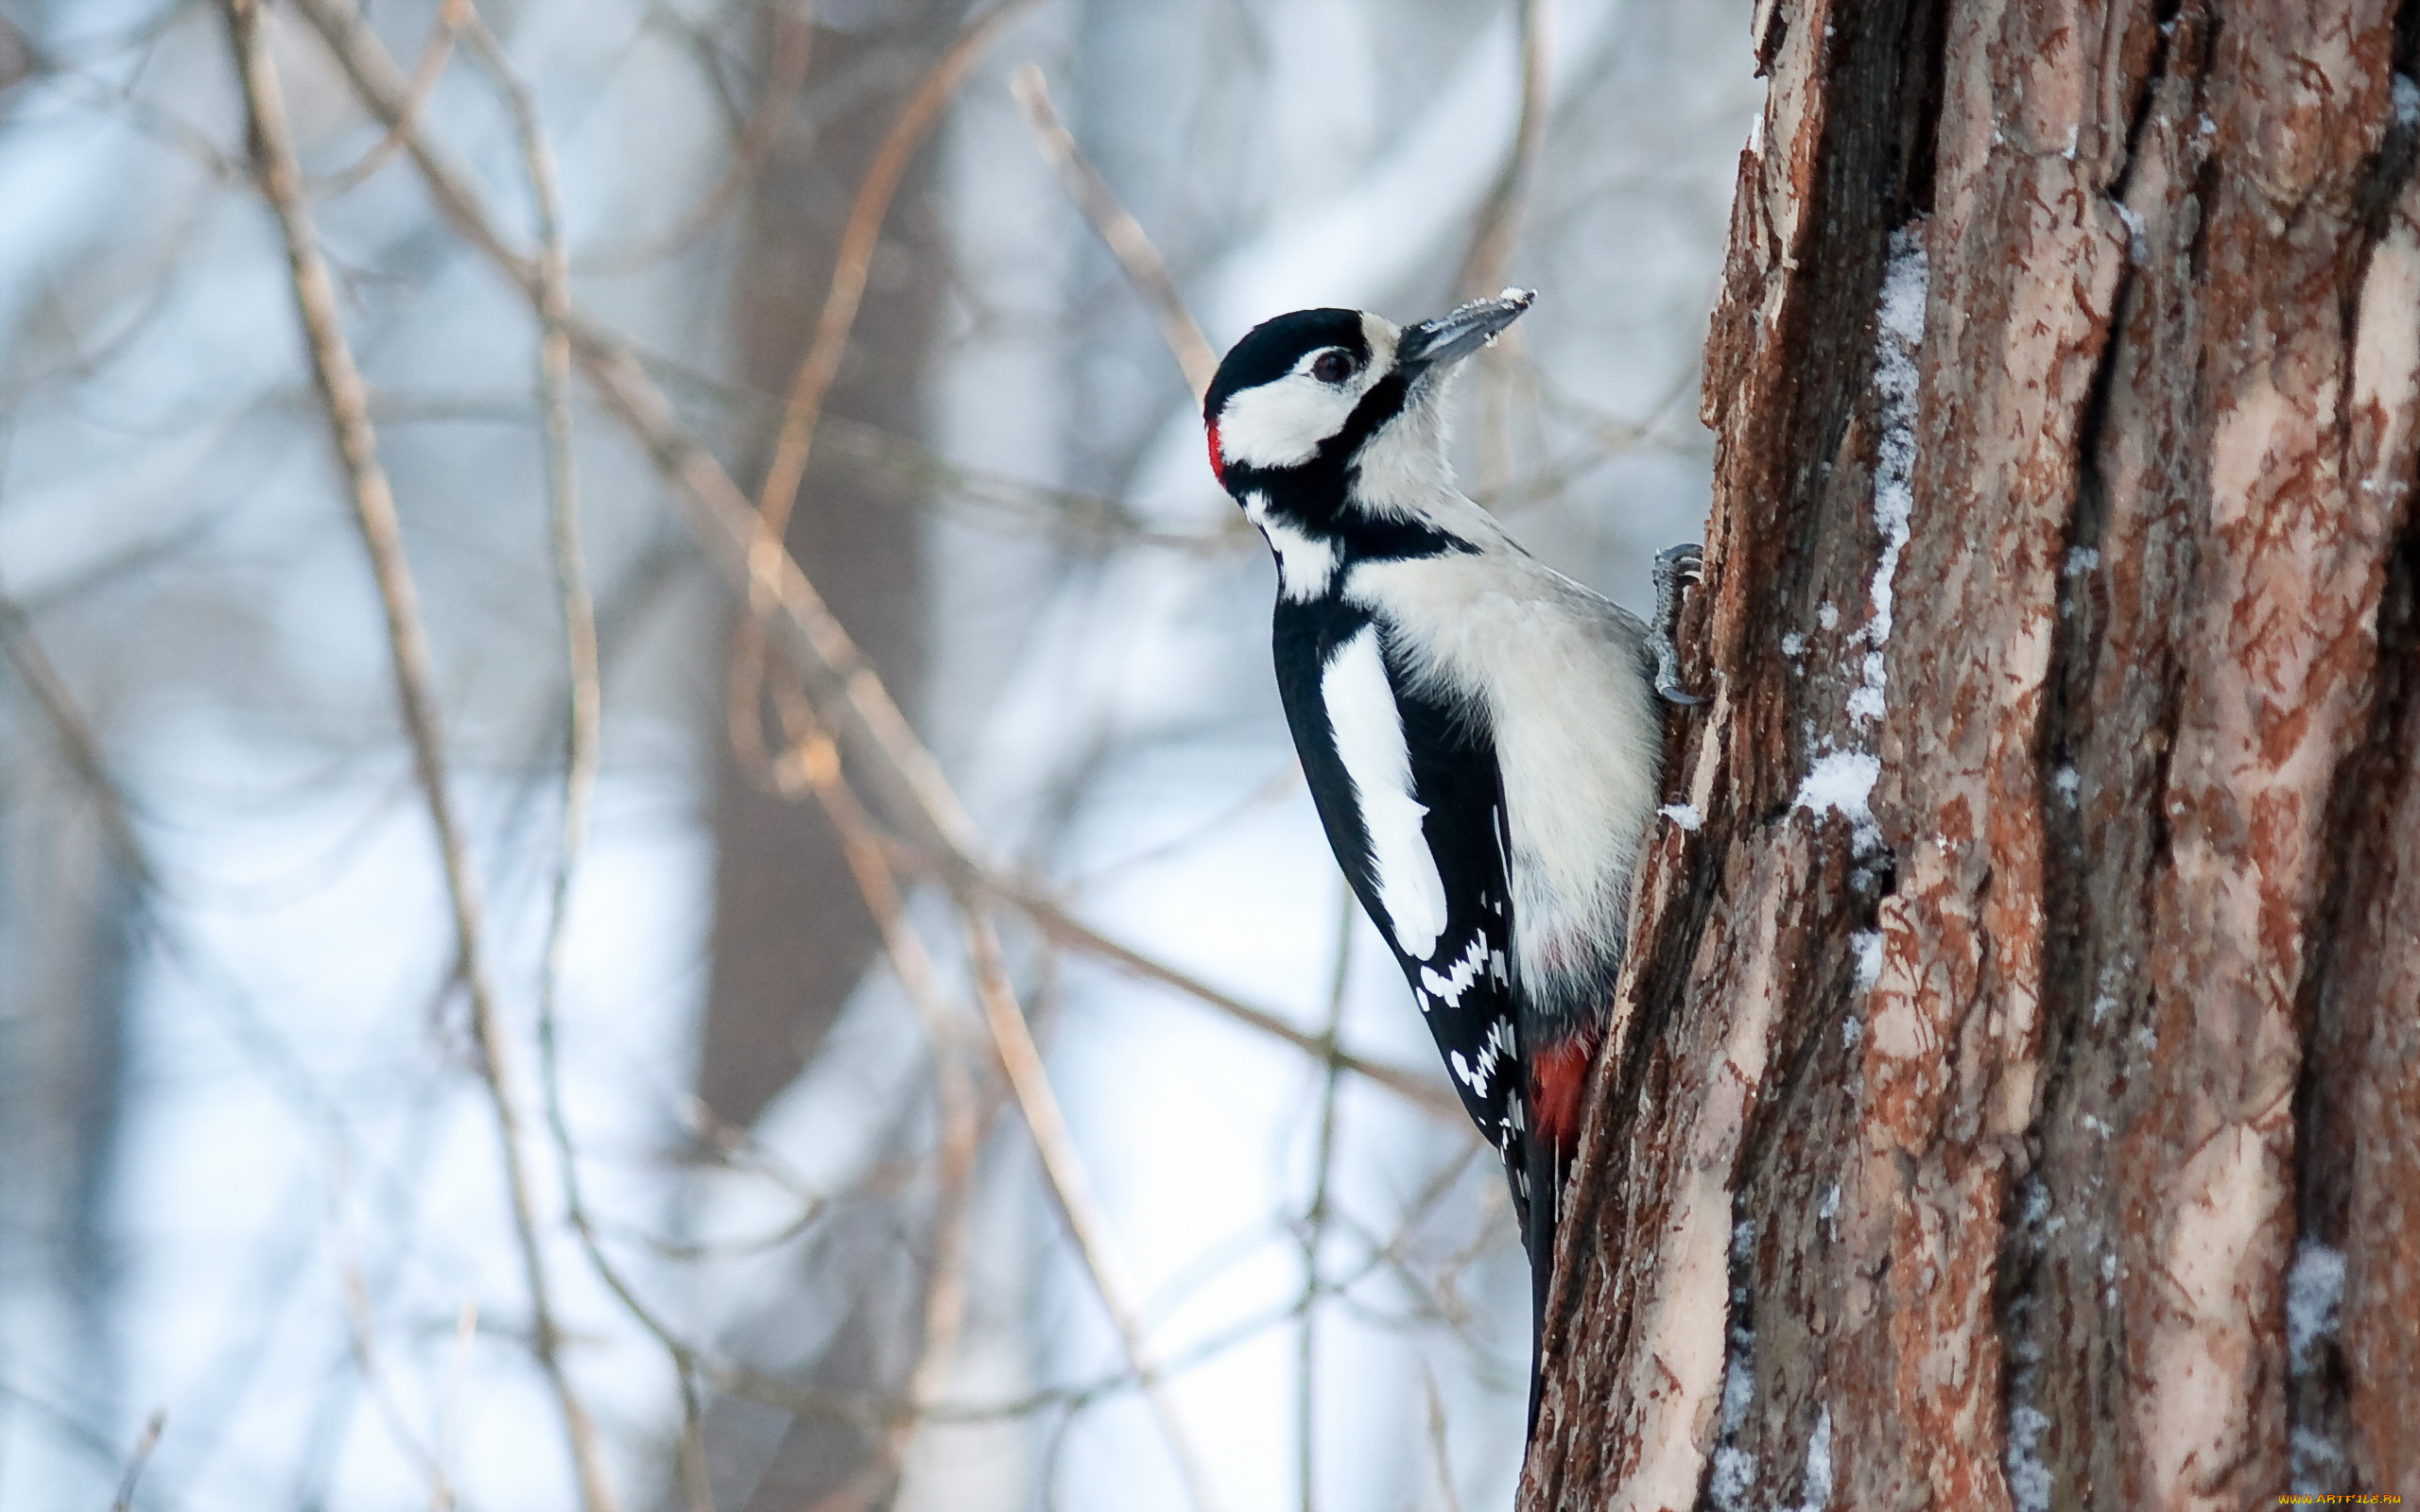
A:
[1651, 542, 1705, 706]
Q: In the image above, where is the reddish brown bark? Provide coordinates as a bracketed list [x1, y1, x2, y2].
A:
[1523, 4, 2420, 1509]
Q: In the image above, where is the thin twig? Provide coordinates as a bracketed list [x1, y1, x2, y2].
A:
[913, 1139, 1485, 1426]
[753, 0, 1041, 542]
[1423, 1367, 1465, 1512]
[770, 730, 985, 1512]
[961, 908, 1223, 1512]
[221, 6, 615, 1509]
[455, 14, 713, 1505]
[1455, 0, 1552, 301]
[0, 576, 156, 890]
[590, 1197, 827, 1263]
[107, 1410, 165, 1512]
[1463, 0, 1551, 496]
[1296, 882, 1355, 1512]
[809, 412, 1219, 549]
[309, 0, 467, 196]
[433, 1299, 479, 1512]
[886, 838, 1463, 1123]
[337, 1252, 454, 1504]
[1010, 63, 1217, 402]
[733, 0, 1040, 778]
[285, 0, 1456, 1118]
[367, 382, 1224, 549]
[576, 0, 817, 274]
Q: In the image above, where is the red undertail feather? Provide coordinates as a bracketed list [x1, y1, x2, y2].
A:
[1530, 1022, 1603, 1157]
[1205, 420, 1225, 486]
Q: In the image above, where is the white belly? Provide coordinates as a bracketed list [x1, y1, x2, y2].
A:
[1345, 549, 1663, 1012]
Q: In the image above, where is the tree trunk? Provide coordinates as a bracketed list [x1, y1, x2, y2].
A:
[692, 11, 952, 1508]
[1525, 4, 2420, 1509]
[700, 9, 947, 1133]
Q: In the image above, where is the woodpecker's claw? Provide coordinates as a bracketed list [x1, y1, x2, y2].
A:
[1651, 543, 1705, 706]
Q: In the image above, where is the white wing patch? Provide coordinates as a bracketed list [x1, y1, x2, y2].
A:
[1322, 626, 1446, 961]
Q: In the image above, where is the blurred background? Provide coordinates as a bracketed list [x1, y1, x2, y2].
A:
[0, 0, 1754, 1507]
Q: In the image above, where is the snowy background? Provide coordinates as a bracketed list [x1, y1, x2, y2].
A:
[0, 1, 1754, 1507]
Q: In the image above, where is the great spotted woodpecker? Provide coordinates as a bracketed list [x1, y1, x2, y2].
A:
[1203, 289, 1699, 1422]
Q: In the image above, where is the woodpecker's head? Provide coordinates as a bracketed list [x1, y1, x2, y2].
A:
[1202, 290, 1534, 535]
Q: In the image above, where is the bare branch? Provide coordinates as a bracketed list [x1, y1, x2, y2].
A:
[1010, 62, 1218, 403]
[107, 1410, 165, 1512]
[962, 907, 1224, 1512]
[220, 5, 616, 1508]
[576, 1, 818, 274]
[309, 0, 467, 197]
[753, 0, 1042, 542]
[890, 841, 1466, 1123]
[732, 0, 1037, 787]
[916, 1140, 1490, 1426]
[456, 14, 719, 1504]
[434, 1300, 479, 1512]
[285, 0, 1460, 1122]
[0, 576, 155, 891]
[766, 728, 985, 1512]
[1461, 0, 1550, 494]
[1423, 1369, 1465, 1512]
[1296, 883, 1355, 1512]
[1454, 0, 1551, 301]
[337, 1253, 455, 1506]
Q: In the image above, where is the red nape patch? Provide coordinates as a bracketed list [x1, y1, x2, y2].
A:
[1530, 1025, 1603, 1155]
[1205, 420, 1225, 486]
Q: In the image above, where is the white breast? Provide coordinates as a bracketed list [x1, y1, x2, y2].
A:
[1344, 547, 1661, 1003]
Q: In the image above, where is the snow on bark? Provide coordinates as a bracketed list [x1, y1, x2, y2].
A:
[1791, 750, 1880, 852]
[1848, 230, 1926, 728]
[1826, 0, 2133, 1503]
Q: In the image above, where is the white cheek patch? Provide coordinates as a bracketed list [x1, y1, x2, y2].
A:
[1216, 323, 1401, 472]
[1240, 491, 1337, 601]
[1322, 626, 1446, 960]
[1216, 373, 1355, 470]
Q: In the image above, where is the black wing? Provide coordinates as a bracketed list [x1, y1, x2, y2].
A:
[1272, 599, 1528, 1215]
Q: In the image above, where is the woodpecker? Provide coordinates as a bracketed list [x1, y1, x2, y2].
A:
[1203, 289, 1700, 1423]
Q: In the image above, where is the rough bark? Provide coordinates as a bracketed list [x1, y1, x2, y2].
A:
[1523, 4, 2420, 1509]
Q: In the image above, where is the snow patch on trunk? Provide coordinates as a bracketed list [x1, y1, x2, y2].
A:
[1799, 226, 1925, 867]
[1789, 1407, 1834, 1512]
[1709, 1217, 1760, 1512]
[1850, 228, 1927, 726]
[2287, 1240, 2348, 1492]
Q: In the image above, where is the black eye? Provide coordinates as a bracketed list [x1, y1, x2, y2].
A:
[1311, 350, 1356, 384]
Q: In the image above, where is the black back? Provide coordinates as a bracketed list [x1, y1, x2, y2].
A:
[1271, 594, 1528, 1226]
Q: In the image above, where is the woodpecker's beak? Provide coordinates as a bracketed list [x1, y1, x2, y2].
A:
[1397, 288, 1535, 377]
